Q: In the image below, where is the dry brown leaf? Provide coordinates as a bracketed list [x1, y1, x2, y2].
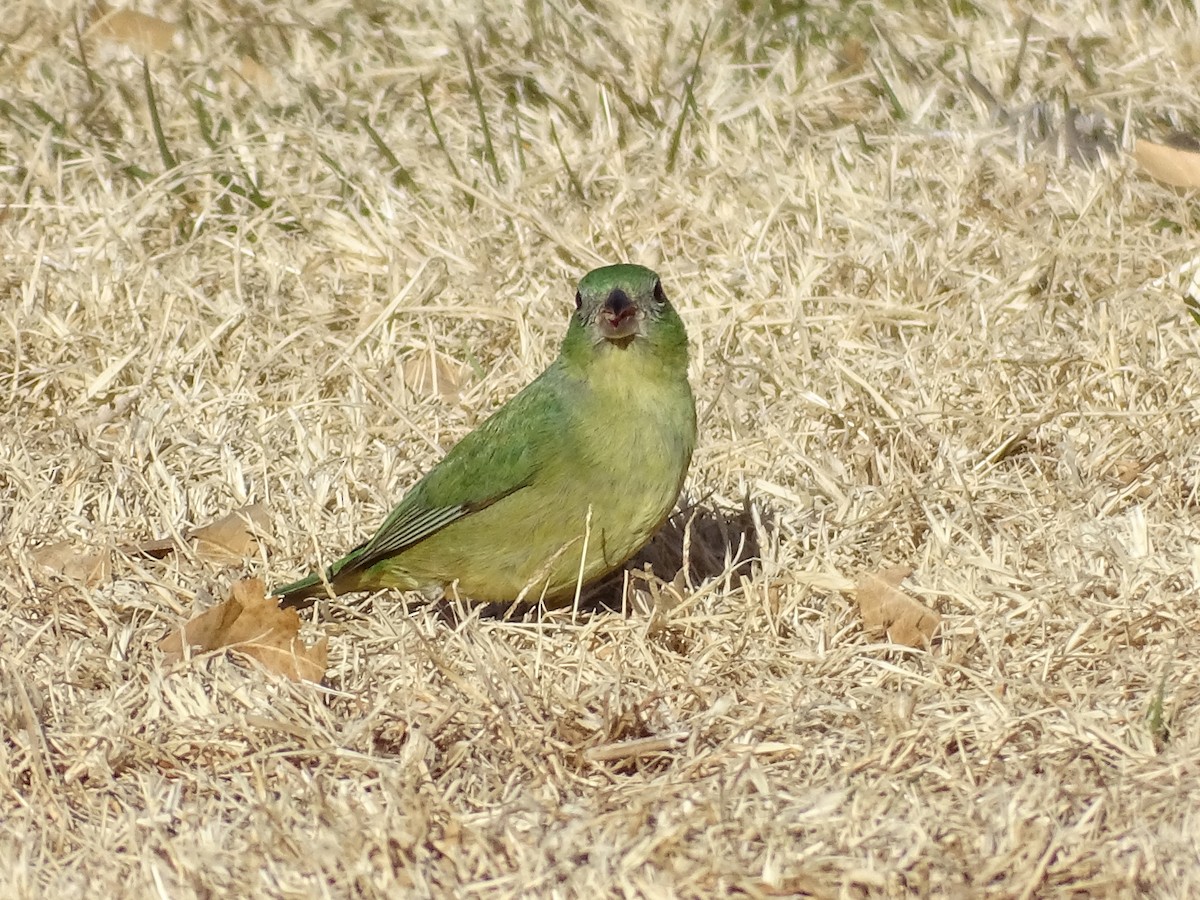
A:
[88, 8, 179, 55]
[32, 541, 111, 586]
[402, 349, 469, 401]
[234, 55, 277, 92]
[1112, 458, 1146, 485]
[1133, 138, 1200, 189]
[158, 590, 244, 659]
[159, 578, 327, 682]
[855, 565, 941, 648]
[837, 36, 869, 73]
[125, 536, 178, 559]
[122, 503, 270, 562]
[191, 503, 270, 564]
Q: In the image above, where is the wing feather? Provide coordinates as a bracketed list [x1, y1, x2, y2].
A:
[330, 362, 576, 580]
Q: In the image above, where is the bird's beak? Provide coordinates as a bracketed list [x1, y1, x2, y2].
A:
[598, 291, 641, 341]
[599, 306, 639, 339]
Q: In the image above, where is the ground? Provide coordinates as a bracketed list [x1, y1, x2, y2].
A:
[4, 0, 1200, 896]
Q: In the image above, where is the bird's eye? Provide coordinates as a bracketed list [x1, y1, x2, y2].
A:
[574, 290, 583, 310]
[653, 280, 667, 305]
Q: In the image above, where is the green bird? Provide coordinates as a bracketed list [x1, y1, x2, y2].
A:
[274, 264, 696, 608]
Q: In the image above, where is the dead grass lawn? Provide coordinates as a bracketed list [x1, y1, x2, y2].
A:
[4, 0, 1200, 896]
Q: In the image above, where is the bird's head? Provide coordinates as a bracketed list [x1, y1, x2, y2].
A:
[561, 265, 689, 374]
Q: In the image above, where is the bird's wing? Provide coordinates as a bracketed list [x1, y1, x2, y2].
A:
[333, 366, 574, 577]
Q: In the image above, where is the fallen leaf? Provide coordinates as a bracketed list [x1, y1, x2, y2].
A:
[837, 36, 869, 73]
[1112, 458, 1146, 486]
[124, 503, 271, 563]
[855, 565, 941, 648]
[402, 349, 469, 402]
[32, 541, 111, 586]
[233, 54, 276, 93]
[88, 8, 179, 55]
[126, 536, 179, 559]
[1133, 138, 1200, 189]
[191, 503, 270, 563]
[158, 590, 244, 658]
[159, 578, 327, 682]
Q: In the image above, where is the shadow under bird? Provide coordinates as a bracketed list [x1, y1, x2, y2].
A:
[273, 264, 697, 608]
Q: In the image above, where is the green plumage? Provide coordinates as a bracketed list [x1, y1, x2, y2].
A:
[274, 264, 696, 608]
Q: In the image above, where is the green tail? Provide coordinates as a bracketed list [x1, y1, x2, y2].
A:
[273, 542, 372, 608]
[272, 572, 327, 609]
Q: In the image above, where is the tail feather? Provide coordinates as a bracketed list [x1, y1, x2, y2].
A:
[274, 544, 370, 609]
[272, 572, 328, 609]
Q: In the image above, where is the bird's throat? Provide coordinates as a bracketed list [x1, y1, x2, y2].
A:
[605, 334, 636, 350]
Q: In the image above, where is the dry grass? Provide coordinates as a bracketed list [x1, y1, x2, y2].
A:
[4, 0, 1200, 896]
